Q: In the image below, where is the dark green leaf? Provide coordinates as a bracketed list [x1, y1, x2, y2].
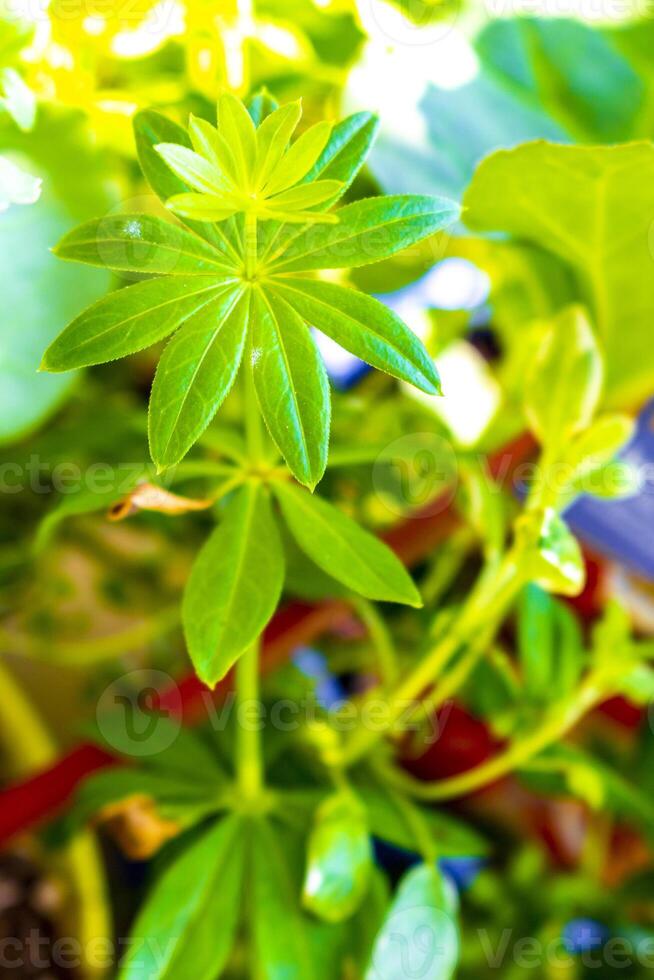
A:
[517, 584, 584, 703]
[251, 287, 330, 488]
[183, 482, 284, 686]
[272, 277, 440, 394]
[272, 481, 421, 606]
[119, 816, 245, 980]
[41, 276, 227, 372]
[149, 286, 249, 469]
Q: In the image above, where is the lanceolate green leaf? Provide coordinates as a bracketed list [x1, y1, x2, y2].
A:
[41, 276, 228, 372]
[264, 121, 332, 196]
[273, 277, 440, 394]
[119, 816, 245, 980]
[54, 214, 238, 276]
[272, 481, 422, 607]
[366, 863, 459, 980]
[303, 112, 379, 198]
[251, 288, 330, 488]
[133, 109, 242, 261]
[463, 141, 654, 407]
[183, 482, 284, 686]
[149, 287, 249, 469]
[265, 195, 460, 272]
[251, 818, 315, 980]
[255, 101, 302, 188]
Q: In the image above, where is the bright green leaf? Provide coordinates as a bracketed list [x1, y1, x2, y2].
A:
[267, 195, 459, 272]
[217, 92, 257, 184]
[54, 214, 237, 276]
[272, 277, 440, 394]
[247, 88, 280, 126]
[149, 287, 249, 469]
[264, 120, 333, 196]
[155, 142, 228, 195]
[41, 276, 227, 372]
[270, 180, 343, 211]
[272, 481, 422, 606]
[251, 287, 330, 488]
[303, 111, 379, 200]
[255, 101, 303, 188]
[182, 482, 284, 686]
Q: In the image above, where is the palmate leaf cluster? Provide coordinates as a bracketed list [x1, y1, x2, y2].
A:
[42, 93, 458, 489]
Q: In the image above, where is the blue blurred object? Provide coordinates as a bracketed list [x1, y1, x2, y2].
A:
[566, 399, 654, 581]
[372, 839, 484, 892]
[562, 918, 609, 955]
[439, 856, 485, 891]
[292, 647, 345, 708]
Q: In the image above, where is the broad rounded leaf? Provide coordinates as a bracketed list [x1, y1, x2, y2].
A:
[463, 141, 654, 407]
[183, 482, 284, 686]
[273, 277, 440, 395]
[272, 481, 422, 607]
[251, 287, 330, 488]
[41, 276, 227, 372]
[149, 287, 249, 469]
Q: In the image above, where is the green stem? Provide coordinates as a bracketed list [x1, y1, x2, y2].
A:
[380, 681, 602, 802]
[236, 639, 263, 801]
[342, 548, 527, 767]
[245, 210, 257, 279]
[351, 595, 398, 687]
[244, 354, 264, 465]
